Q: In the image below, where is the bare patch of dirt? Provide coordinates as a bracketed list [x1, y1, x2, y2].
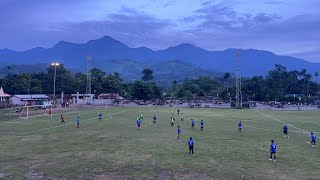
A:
[94, 174, 130, 180]
[175, 173, 218, 180]
[24, 171, 44, 180]
[0, 173, 6, 178]
[156, 170, 172, 180]
[25, 161, 41, 169]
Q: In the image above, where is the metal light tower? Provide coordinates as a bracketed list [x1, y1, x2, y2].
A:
[86, 56, 92, 101]
[51, 62, 60, 104]
[235, 51, 242, 108]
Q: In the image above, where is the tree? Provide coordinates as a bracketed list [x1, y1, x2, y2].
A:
[223, 72, 231, 94]
[91, 68, 106, 95]
[142, 69, 153, 81]
[129, 81, 161, 100]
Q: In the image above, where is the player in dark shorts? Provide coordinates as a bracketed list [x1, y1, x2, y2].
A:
[238, 121, 242, 132]
[200, 120, 204, 131]
[283, 124, 289, 138]
[99, 112, 102, 121]
[60, 115, 65, 125]
[191, 119, 195, 130]
[137, 119, 141, 130]
[188, 137, 194, 155]
[177, 109, 180, 115]
[171, 116, 174, 127]
[311, 132, 317, 148]
[269, 140, 277, 162]
[77, 117, 80, 128]
[177, 126, 181, 141]
[153, 115, 157, 125]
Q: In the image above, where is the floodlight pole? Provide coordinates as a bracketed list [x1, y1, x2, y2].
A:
[51, 62, 59, 105]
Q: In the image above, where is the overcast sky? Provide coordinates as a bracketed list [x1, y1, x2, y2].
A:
[0, 0, 319, 62]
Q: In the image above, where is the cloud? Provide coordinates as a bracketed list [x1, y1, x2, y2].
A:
[50, 8, 175, 49]
[0, 0, 319, 62]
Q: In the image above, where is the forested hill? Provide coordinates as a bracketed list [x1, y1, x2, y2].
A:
[0, 36, 319, 77]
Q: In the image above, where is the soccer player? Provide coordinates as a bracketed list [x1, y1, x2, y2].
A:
[200, 120, 204, 131]
[99, 112, 103, 121]
[269, 140, 277, 161]
[311, 132, 317, 148]
[177, 109, 180, 115]
[238, 121, 242, 132]
[60, 115, 65, 125]
[191, 119, 195, 130]
[283, 124, 289, 138]
[181, 113, 184, 122]
[137, 118, 141, 130]
[77, 117, 80, 128]
[188, 137, 194, 155]
[177, 126, 181, 141]
[49, 108, 52, 118]
[153, 115, 157, 125]
[171, 116, 175, 127]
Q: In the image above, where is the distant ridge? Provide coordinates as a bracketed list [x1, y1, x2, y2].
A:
[0, 35, 319, 77]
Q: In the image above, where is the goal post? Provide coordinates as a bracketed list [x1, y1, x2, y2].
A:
[19, 104, 53, 119]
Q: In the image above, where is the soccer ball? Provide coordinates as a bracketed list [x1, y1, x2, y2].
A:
[149, 123, 151, 125]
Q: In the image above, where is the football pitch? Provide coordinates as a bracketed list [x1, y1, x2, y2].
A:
[0, 107, 319, 179]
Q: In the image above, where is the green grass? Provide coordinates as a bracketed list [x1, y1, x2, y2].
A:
[0, 107, 319, 179]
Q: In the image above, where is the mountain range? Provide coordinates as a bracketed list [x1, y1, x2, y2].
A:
[0, 36, 319, 80]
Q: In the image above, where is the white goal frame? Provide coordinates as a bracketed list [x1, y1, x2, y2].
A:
[19, 104, 53, 119]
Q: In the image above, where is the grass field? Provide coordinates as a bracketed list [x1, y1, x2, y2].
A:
[0, 107, 319, 180]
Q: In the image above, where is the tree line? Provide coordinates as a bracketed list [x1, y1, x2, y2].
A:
[0, 64, 319, 102]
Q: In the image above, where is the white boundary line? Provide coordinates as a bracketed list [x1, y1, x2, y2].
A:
[244, 125, 302, 133]
[254, 110, 311, 135]
[2, 110, 126, 135]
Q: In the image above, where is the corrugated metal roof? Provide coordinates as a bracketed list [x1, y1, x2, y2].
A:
[14, 94, 49, 99]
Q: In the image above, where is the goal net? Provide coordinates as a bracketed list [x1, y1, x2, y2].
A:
[19, 104, 53, 119]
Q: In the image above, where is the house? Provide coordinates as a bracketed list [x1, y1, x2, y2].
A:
[0, 87, 10, 102]
[10, 94, 50, 106]
[98, 93, 123, 100]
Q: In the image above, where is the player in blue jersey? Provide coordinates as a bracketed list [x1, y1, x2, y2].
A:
[238, 121, 242, 132]
[191, 119, 195, 130]
[177, 126, 181, 141]
[137, 119, 141, 130]
[153, 115, 157, 125]
[76, 117, 80, 128]
[98, 112, 103, 121]
[283, 124, 289, 138]
[269, 140, 277, 161]
[200, 120, 204, 131]
[188, 137, 194, 155]
[177, 109, 180, 115]
[311, 132, 317, 148]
